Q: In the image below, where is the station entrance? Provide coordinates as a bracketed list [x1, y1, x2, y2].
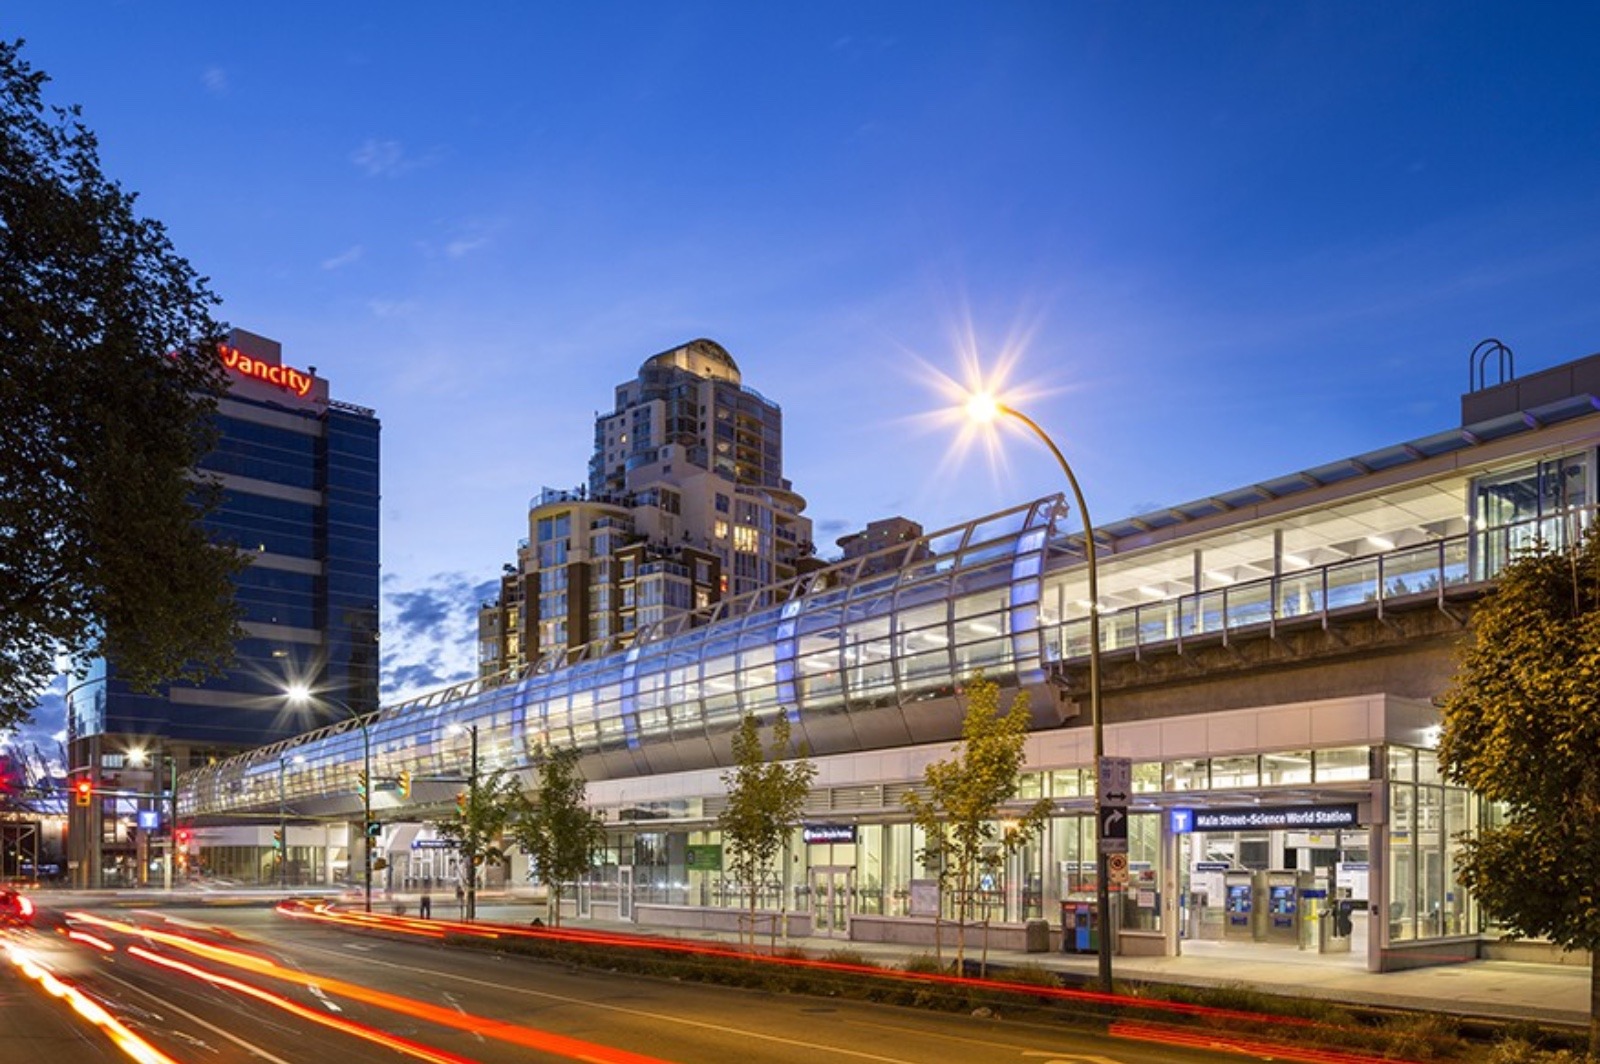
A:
[1174, 805, 1368, 960]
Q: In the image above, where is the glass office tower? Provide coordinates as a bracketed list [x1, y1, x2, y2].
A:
[67, 328, 380, 887]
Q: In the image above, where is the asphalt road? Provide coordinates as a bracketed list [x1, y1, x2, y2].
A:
[2, 900, 1314, 1064]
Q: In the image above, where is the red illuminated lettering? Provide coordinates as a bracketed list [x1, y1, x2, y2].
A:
[218, 345, 313, 398]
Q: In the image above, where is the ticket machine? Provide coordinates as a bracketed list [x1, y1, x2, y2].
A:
[1223, 871, 1258, 941]
[1265, 870, 1302, 944]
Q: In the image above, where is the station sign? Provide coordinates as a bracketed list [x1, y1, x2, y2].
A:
[1171, 803, 1360, 833]
[802, 824, 857, 845]
[137, 810, 162, 831]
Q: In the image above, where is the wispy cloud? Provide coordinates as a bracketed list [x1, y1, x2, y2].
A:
[446, 236, 490, 259]
[321, 245, 363, 271]
[201, 65, 228, 95]
[367, 298, 416, 318]
[349, 137, 435, 178]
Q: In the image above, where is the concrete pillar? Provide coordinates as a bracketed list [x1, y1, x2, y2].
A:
[1162, 811, 1181, 956]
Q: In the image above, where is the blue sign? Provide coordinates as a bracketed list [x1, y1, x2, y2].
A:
[1189, 803, 1359, 833]
[137, 810, 162, 831]
[1170, 808, 1194, 834]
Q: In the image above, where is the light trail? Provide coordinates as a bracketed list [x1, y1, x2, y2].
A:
[3, 938, 179, 1064]
[128, 946, 479, 1064]
[70, 910, 675, 1064]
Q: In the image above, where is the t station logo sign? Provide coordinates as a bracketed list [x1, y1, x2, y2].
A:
[1170, 803, 1361, 833]
[218, 343, 314, 398]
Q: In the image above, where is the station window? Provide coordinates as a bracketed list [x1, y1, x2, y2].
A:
[1210, 755, 1259, 789]
[1049, 768, 1084, 797]
[1164, 759, 1208, 791]
[1314, 746, 1371, 782]
[1261, 751, 1312, 785]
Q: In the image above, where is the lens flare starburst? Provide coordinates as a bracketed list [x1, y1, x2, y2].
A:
[903, 317, 1070, 496]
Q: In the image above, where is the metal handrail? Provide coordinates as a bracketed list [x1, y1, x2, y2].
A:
[1053, 506, 1592, 662]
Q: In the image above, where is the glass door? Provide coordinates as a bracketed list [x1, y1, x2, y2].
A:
[811, 865, 855, 938]
[619, 866, 634, 922]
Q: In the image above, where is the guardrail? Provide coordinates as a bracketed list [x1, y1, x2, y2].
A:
[1055, 508, 1592, 661]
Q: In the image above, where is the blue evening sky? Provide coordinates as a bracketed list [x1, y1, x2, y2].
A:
[7, 3, 1600, 738]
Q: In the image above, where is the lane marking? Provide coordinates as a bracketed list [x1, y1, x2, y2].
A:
[95, 967, 298, 1064]
[288, 935, 935, 1063]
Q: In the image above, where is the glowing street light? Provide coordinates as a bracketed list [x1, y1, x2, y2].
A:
[447, 722, 481, 922]
[966, 389, 1111, 992]
[285, 685, 374, 913]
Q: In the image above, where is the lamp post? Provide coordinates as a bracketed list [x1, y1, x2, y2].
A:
[967, 393, 1111, 992]
[286, 686, 373, 913]
[449, 723, 480, 921]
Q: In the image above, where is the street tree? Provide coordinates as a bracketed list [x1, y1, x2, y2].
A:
[1439, 528, 1600, 1054]
[510, 742, 606, 927]
[432, 769, 520, 921]
[903, 673, 1052, 972]
[1, 39, 243, 726]
[717, 712, 816, 947]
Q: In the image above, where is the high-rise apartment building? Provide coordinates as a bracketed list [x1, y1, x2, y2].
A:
[67, 328, 380, 886]
[480, 339, 814, 676]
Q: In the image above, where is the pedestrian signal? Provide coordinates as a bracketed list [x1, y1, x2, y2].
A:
[74, 779, 93, 807]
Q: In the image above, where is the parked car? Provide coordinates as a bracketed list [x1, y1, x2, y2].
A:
[0, 888, 36, 926]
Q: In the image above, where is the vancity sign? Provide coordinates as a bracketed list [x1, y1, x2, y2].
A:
[218, 343, 314, 398]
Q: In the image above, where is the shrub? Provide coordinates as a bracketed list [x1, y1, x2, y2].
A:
[1378, 1012, 1463, 1061]
[901, 953, 950, 976]
[821, 948, 876, 969]
[1479, 1039, 1588, 1064]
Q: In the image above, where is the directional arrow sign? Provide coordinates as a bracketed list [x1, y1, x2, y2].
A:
[1099, 807, 1128, 853]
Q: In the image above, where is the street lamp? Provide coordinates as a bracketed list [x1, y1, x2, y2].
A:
[286, 685, 373, 913]
[447, 722, 480, 921]
[966, 392, 1112, 992]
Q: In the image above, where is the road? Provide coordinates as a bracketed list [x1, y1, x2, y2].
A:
[2, 899, 1326, 1064]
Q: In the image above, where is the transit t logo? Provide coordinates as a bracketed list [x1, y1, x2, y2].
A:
[218, 344, 313, 397]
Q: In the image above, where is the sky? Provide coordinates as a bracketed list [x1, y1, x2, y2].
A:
[7, 3, 1600, 754]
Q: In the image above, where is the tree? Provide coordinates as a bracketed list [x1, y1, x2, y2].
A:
[903, 673, 1052, 973]
[717, 712, 816, 947]
[432, 769, 520, 921]
[1439, 528, 1600, 1054]
[509, 743, 606, 927]
[0, 39, 243, 726]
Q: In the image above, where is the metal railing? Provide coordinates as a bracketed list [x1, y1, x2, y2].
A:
[1056, 507, 1591, 661]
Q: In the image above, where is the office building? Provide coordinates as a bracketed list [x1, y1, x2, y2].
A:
[68, 328, 379, 887]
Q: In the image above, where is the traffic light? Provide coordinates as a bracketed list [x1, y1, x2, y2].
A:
[74, 779, 93, 807]
[365, 819, 381, 839]
[356, 770, 368, 799]
[271, 828, 284, 854]
[397, 770, 411, 799]
[176, 829, 191, 848]
[455, 791, 468, 814]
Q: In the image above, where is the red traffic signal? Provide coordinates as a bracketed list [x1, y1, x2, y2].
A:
[74, 779, 93, 807]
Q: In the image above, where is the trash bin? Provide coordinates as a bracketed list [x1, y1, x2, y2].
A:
[1025, 918, 1050, 953]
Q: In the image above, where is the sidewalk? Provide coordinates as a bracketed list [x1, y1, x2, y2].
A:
[464, 898, 1591, 1029]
